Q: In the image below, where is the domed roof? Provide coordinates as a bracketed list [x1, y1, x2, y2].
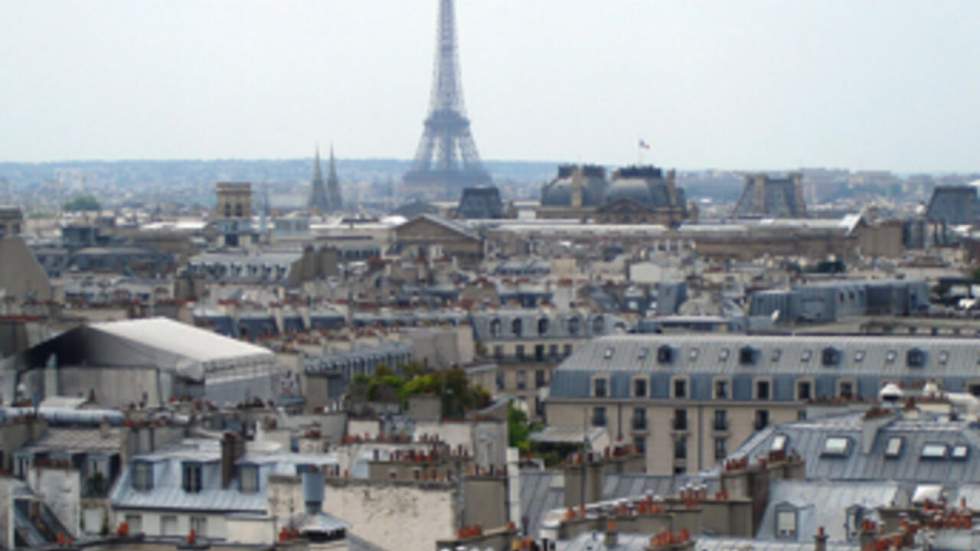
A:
[541, 179, 574, 206]
[606, 179, 654, 204]
[606, 179, 678, 208]
[540, 174, 608, 208]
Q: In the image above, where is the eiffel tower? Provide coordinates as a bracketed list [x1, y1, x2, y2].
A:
[402, 0, 492, 200]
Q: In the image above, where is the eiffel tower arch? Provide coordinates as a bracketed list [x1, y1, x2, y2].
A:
[402, 0, 492, 200]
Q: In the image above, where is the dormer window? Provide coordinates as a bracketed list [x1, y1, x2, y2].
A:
[775, 506, 798, 540]
[593, 378, 608, 398]
[240, 464, 259, 494]
[489, 318, 502, 338]
[739, 346, 758, 366]
[512, 318, 523, 338]
[921, 444, 947, 460]
[182, 462, 204, 494]
[822, 348, 842, 367]
[591, 316, 605, 335]
[568, 317, 581, 336]
[657, 345, 675, 365]
[907, 348, 926, 368]
[132, 461, 153, 492]
[537, 318, 549, 336]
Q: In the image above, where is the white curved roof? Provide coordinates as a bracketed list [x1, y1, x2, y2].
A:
[91, 317, 272, 365]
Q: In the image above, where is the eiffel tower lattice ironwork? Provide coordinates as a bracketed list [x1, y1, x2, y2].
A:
[403, 0, 491, 197]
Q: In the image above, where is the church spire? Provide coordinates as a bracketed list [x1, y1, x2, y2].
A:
[308, 144, 330, 213]
[313, 145, 323, 183]
[327, 144, 343, 212]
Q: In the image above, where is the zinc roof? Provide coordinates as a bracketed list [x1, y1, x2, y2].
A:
[554, 334, 980, 376]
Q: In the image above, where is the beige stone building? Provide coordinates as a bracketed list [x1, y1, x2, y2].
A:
[470, 310, 626, 417]
[394, 214, 484, 268]
[544, 334, 980, 475]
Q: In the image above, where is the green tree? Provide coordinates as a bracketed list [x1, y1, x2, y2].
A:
[507, 402, 541, 454]
[63, 194, 101, 212]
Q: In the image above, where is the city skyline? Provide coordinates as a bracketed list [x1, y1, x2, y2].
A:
[1, 1, 979, 172]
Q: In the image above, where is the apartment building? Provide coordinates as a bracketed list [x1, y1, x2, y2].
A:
[470, 310, 625, 416]
[545, 334, 980, 475]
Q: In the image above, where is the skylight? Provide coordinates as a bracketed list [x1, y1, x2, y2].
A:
[822, 437, 850, 457]
[921, 444, 948, 460]
[603, 347, 614, 360]
[952, 445, 969, 460]
[801, 350, 813, 362]
[771, 434, 788, 453]
[885, 437, 903, 458]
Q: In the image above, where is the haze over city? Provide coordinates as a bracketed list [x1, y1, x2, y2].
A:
[2, 0, 979, 171]
[5, 3, 980, 551]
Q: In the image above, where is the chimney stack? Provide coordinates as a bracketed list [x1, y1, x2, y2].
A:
[303, 469, 326, 515]
[604, 519, 618, 547]
[220, 432, 245, 488]
[814, 526, 827, 551]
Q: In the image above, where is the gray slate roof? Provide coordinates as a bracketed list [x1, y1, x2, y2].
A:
[111, 439, 338, 513]
[695, 538, 858, 551]
[755, 480, 901, 544]
[731, 412, 980, 485]
[550, 335, 980, 402]
[471, 310, 626, 341]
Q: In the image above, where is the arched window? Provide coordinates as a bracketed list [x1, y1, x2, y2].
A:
[568, 317, 581, 336]
[489, 318, 502, 338]
[591, 316, 605, 335]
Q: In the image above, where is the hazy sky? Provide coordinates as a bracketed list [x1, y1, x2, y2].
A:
[2, 1, 979, 171]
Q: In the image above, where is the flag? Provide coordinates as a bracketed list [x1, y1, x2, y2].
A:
[638, 139, 651, 150]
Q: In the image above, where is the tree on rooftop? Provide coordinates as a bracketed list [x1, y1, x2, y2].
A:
[63, 194, 101, 212]
[507, 402, 540, 454]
